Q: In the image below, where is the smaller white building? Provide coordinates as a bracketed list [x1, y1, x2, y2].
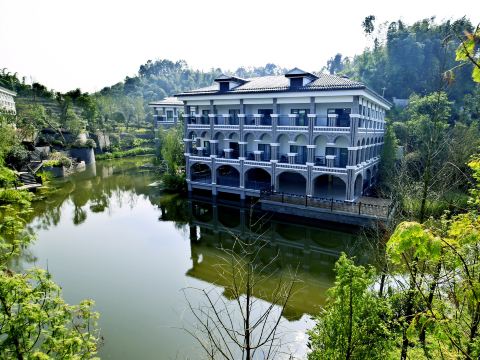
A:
[149, 97, 183, 128]
[0, 85, 17, 114]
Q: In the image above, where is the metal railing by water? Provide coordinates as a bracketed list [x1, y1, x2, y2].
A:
[261, 191, 394, 218]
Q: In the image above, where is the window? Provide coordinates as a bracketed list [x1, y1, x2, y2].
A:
[220, 82, 229, 92]
[258, 109, 273, 125]
[290, 78, 303, 88]
[229, 109, 240, 124]
[166, 110, 173, 121]
[328, 108, 351, 127]
[291, 109, 309, 126]
[202, 110, 210, 123]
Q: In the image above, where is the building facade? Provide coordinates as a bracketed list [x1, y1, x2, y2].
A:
[148, 96, 183, 128]
[0, 85, 17, 114]
[176, 69, 390, 202]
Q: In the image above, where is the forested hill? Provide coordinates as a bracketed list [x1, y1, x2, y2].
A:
[98, 61, 288, 102]
[327, 17, 478, 105]
[1, 16, 477, 118]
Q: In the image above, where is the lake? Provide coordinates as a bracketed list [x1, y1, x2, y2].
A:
[21, 157, 372, 359]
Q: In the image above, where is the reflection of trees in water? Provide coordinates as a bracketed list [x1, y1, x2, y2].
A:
[158, 194, 189, 230]
[28, 158, 164, 229]
[73, 206, 87, 225]
[186, 200, 377, 320]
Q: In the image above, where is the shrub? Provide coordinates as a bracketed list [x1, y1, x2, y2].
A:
[44, 153, 72, 168]
[71, 139, 97, 149]
[5, 144, 30, 170]
[96, 147, 155, 160]
[0, 166, 16, 188]
[161, 173, 187, 193]
[0, 188, 34, 206]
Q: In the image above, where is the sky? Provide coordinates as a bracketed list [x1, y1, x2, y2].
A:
[0, 0, 479, 93]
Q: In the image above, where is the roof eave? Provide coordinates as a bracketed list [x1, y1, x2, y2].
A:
[175, 86, 367, 98]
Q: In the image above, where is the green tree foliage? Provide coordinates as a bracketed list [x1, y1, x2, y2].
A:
[312, 159, 480, 359]
[362, 15, 376, 35]
[459, 86, 480, 123]
[0, 132, 100, 357]
[343, 17, 475, 103]
[455, 24, 480, 83]
[0, 269, 99, 359]
[160, 126, 184, 175]
[308, 255, 393, 360]
[326, 54, 346, 75]
[390, 92, 474, 220]
[378, 122, 397, 191]
[0, 114, 17, 165]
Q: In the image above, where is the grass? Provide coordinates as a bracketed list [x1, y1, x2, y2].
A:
[401, 190, 470, 219]
[96, 147, 156, 160]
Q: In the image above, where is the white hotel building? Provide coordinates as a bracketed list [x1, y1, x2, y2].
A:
[0, 85, 17, 114]
[148, 96, 183, 128]
[176, 68, 390, 202]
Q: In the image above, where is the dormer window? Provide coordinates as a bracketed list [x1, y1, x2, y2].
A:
[290, 78, 303, 88]
[215, 74, 247, 93]
[220, 82, 229, 92]
[285, 67, 318, 88]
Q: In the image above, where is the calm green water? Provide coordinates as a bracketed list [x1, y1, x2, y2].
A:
[21, 157, 370, 359]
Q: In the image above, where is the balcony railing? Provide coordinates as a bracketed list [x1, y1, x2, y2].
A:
[185, 113, 353, 128]
[278, 115, 290, 126]
[245, 115, 255, 125]
[314, 156, 326, 166]
[260, 116, 272, 126]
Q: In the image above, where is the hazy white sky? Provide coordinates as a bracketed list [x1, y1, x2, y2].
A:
[0, 0, 478, 93]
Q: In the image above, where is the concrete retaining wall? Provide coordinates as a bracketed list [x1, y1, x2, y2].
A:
[70, 148, 95, 164]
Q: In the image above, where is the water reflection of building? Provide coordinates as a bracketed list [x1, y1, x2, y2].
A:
[184, 199, 369, 320]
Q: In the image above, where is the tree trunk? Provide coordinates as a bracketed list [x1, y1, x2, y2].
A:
[245, 260, 251, 360]
[400, 259, 418, 360]
[346, 273, 354, 360]
[419, 259, 442, 356]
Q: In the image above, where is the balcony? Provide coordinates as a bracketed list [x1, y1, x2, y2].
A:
[245, 151, 270, 162]
[314, 156, 326, 166]
[187, 115, 209, 125]
[154, 115, 175, 123]
[185, 113, 353, 132]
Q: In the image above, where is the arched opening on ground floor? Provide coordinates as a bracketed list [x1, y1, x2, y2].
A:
[191, 163, 211, 183]
[313, 175, 346, 200]
[354, 174, 363, 198]
[245, 168, 271, 191]
[364, 169, 372, 191]
[372, 166, 378, 184]
[277, 172, 306, 195]
[216, 165, 240, 187]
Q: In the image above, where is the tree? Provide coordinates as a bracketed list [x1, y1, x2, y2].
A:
[378, 121, 397, 192]
[362, 15, 376, 35]
[326, 54, 345, 75]
[184, 226, 296, 360]
[308, 254, 393, 360]
[392, 92, 457, 221]
[160, 126, 184, 175]
[0, 269, 99, 359]
[455, 24, 480, 83]
[0, 173, 100, 358]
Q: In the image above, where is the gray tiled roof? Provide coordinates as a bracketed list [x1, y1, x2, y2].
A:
[149, 96, 183, 107]
[0, 85, 17, 96]
[176, 73, 365, 96]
